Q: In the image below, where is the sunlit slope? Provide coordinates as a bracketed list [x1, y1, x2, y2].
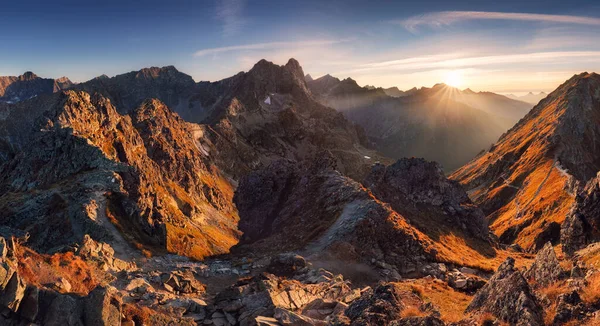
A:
[451, 73, 600, 251]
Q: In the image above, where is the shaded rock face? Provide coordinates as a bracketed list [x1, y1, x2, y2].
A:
[77, 66, 197, 116]
[466, 258, 543, 326]
[561, 173, 600, 255]
[0, 72, 73, 103]
[0, 90, 238, 259]
[523, 242, 563, 285]
[363, 158, 489, 241]
[233, 153, 436, 274]
[344, 283, 405, 325]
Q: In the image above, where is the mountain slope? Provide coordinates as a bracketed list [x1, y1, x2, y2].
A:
[233, 153, 498, 274]
[0, 90, 239, 259]
[0, 72, 73, 103]
[451, 72, 600, 251]
[309, 77, 529, 171]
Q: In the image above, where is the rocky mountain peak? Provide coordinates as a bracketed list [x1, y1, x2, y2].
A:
[135, 65, 186, 80]
[19, 71, 39, 81]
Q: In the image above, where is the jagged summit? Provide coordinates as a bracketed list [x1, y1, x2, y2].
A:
[135, 65, 185, 79]
[19, 71, 39, 80]
[452, 72, 600, 251]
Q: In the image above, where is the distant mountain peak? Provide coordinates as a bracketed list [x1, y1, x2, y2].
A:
[20, 71, 39, 81]
[136, 65, 183, 79]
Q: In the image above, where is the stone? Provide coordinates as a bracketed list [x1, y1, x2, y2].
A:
[523, 242, 563, 285]
[466, 258, 543, 326]
[267, 253, 307, 277]
[83, 286, 122, 326]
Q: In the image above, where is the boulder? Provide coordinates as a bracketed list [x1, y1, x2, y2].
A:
[523, 242, 563, 285]
[267, 253, 308, 277]
[83, 286, 122, 326]
[465, 258, 543, 326]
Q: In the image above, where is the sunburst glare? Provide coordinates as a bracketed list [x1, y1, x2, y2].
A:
[445, 70, 463, 88]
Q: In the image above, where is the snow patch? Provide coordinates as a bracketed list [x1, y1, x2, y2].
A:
[264, 96, 271, 105]
[364, 156, 371, 159]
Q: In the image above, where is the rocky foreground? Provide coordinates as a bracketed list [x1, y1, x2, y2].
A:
[4, 231, 600, 325]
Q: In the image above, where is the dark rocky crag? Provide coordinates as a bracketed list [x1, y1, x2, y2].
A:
[363, 158, 489, 241]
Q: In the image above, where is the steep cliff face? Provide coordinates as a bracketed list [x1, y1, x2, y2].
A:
[0, 90, 238, 259]
[0, 72, 73, 103]
[452, 73, 600, 251]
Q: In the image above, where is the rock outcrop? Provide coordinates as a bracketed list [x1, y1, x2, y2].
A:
[561, 173, 600, 255]
[523, 242, 563, 285]
[0, 236, 123, 326]
[233, 153, 436, 274]
[343, 283, 443, 326]
[363, 158, 489, 240]
[466, 257, 543, 325]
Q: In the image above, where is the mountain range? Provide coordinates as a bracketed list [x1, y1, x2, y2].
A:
[0, 72, 73, 103]
[1, 59, 600, 325]
[307, 74, 533, 171]
[506, 91, 549, 105]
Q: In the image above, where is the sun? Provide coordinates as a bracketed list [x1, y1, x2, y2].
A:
[445, 70, 463, 88]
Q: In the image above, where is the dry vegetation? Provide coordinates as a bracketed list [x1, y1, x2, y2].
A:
[395, 278, 472, 323]
[14, 242, 105, 295]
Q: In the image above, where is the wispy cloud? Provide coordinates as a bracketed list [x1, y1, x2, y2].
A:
[194, 39, 350, 57]
[216, 0, 246, 36]
[346, 51, 600, 74]
[399, 11, 600, 32]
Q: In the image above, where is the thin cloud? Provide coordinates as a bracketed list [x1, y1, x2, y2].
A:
[399, 11, 600, 32]
[194, 39, 350, 57]
[216, 0, 246, 36]
[342, 51, 600, 74]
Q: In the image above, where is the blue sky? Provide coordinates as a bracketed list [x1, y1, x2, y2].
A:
[1, 0, 600, 93]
